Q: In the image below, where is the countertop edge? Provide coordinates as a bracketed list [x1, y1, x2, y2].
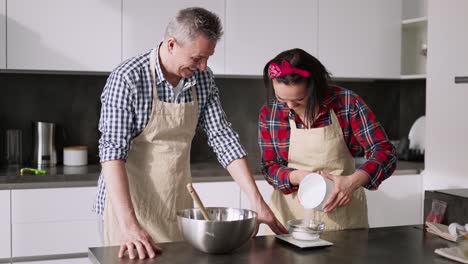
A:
[0, 169, 422, 190]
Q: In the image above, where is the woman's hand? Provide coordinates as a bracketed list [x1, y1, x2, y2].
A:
[289, 170, 312, 186]
[321, 170, 369, 213]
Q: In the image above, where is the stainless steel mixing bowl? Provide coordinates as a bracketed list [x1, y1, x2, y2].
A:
[177, 207, 257, 254]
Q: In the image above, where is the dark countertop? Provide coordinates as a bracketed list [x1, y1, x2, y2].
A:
[88, 225, 458, 264]
[0, 160, 424, 190]
[434, 189, 468, 199]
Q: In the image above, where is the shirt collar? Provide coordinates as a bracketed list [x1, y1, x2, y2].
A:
[154, 43, 198, 89]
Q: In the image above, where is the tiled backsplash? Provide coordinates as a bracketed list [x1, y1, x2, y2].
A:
[0, 73, 425, 167]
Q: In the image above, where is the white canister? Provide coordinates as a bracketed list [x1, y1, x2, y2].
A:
[298, 173, 334, 211]
[63, 146, 88, 166]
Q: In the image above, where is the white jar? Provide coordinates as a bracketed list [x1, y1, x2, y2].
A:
[63, 146, 88, 166]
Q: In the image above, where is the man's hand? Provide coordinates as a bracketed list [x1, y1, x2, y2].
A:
[102, 161, 161, 259]
[119, 223, 162, 259]
[225, 158, 288, 236]
[252, 199, 288, 235]
[321, 170, 369, 213]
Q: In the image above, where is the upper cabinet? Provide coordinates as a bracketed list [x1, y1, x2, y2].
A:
[2, 1, 403, 77]
[123, 0, 225, 74]
[7, 0, 121, 72]
[0, 0, 5, 69]
[225, 0, 318, 76]
[318, 0, 402, 79]
[401, 0, 427, 79]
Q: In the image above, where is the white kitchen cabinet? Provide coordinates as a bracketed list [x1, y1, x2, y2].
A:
[192, 182, 240, 209]
[0, 0, 5, 69]
[401, 0, 427, 79]
[0, 190, 11, 260]
[240, 179, 275, 236]
[401, 18, 427, 78]
[14, 258, 91, 264]
[225, 0, 318, 76]
[366, 174, 423, 228]
[424, 0, 468, 190]
[123, 0, 225, 74]
[11, 187, 100, 257]
[7, 0, 121, 72]
[240, 179, 274, 210]
[317, 0, 401, 79]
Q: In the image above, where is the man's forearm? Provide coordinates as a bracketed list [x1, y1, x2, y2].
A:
[226, 158, 263, 204]
[102, 160, 139, 229]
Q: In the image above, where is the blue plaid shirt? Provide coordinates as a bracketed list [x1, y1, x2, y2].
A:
[94, 48, 247, 215]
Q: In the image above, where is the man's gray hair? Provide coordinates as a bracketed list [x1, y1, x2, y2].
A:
[164, 7, 223, 45]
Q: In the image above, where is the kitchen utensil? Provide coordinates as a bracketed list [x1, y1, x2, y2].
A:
[63, 146, 88, 166]
[32, 121, 57, 167]
[177, 207, 257, 254]
[186, 183, 210, 220]
[6, 129, 23, 167]
[287, 219, 325, 241]
[408, 115, 426, 151]
[275, 234, 333, 248]
[20, 167, 47, 175]
[298, 173, 333, 210]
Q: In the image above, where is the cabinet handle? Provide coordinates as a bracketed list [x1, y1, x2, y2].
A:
[455, 76, 468, 83]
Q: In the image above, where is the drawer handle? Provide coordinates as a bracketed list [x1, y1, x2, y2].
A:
[455, 76, 468, 84]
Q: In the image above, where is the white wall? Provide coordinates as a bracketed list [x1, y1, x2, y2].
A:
[423, 0, 468, 190]
[402, 0, 427, 19]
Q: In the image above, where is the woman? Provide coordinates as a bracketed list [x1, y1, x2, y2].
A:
[258, 48, 397, 231]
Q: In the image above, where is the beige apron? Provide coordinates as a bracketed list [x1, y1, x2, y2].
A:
[268, 110, 368, 232]
[104, 48, 197, 245]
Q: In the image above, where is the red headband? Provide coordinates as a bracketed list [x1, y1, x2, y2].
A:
[268, 60, 310, 79]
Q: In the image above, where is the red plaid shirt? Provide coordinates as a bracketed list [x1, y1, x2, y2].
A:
[258, 85, 397, 194]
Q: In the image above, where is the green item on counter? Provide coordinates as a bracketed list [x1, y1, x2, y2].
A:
[20, 168, 47, 176]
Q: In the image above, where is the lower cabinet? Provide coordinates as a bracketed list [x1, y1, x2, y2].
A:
[365, 174, 423, 228]
[191, 182, 240, 209]
[239, 175, 423, 231]
[11, 187, 101, 258]
[240, 179, 275, 236]
[0, 190, 11, 261]
[193, 179, 276, 236]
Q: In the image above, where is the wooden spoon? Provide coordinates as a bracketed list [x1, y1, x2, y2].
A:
[186, 183, 211, 221]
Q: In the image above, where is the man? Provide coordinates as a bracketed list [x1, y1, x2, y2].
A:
[94, 7, 287, 260]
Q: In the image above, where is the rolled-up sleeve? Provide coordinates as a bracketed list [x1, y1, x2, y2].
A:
[199, 77, 247, 168]
[350, 95, 397, 190]
[258, 104, 297, 194]
[98, 72, 135, 162]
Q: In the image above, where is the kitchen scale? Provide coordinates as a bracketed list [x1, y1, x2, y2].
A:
[275, 234, 333, 248]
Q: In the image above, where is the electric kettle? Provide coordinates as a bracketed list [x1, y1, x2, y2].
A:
[33, 121, 57, 166]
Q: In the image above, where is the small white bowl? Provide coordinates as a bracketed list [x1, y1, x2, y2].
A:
[288, 219, 325, 241]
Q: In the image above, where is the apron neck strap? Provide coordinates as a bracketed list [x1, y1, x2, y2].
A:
[149, 48, 160, 102]
[150, 48, 198, 103]
[288, 109, 340, 130]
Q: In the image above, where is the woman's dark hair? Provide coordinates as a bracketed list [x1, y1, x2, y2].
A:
[263, 48, 331, 128]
